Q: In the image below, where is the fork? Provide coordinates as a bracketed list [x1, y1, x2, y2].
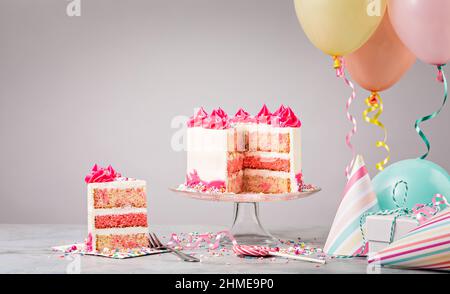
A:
[149, 232, 200, 262]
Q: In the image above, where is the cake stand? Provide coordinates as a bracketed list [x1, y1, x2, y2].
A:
[169, 187, 321, 247]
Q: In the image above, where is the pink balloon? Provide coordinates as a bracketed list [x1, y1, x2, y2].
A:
[388, 0, 450, 65]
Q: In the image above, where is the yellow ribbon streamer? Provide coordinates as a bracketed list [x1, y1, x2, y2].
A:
[362, 92, 390, 171]
[333, 55, 342, 70]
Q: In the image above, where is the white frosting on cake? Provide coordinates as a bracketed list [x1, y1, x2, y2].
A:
[187, 127, 247, 183]
[245, 151, 290, 159]
[289, 127, 302, 192]
[93, 207, 147, 216]
[244, 169, 291, 178]
[187, 128, 228, 182]
[87, 180, 146, 190]
[93, 227, 149, 235]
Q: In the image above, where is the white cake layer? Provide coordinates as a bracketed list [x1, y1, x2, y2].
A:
[243, 169, 291, 179]
[87, 179, 146, 190]
[93, 207, 147, 216]
[245, 151, 290, 160]
[92, 227, 149, 236]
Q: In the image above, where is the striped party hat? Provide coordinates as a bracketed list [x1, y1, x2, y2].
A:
[368, 207, 450, 271]
[324, 155, 380, 257]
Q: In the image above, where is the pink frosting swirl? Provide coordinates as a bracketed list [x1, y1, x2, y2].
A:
[255, 104, 272, 124]
[271, 105, 286, 126]
[272, 104, 286, 117]
[278, 107, 301, 128]
[186, 104, 300, 128]
[204, 108, 230, 129]
[295, 172, 303, 186]
[186, 170, 225, 190]
[85, 232, 93, 252]
[187, 107, 209, 128]
[85, 164, 122, 184]
[231, 108, 255, 123]
[214, 107, 228, 119]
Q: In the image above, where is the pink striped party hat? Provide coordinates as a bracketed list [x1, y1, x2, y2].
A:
[324, 155, 380, 257]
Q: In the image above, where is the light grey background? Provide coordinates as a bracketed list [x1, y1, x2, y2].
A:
[0, 0, 448, 228]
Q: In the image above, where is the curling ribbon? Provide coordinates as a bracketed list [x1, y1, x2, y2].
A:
[415, 64, 448, 159]
[362, 92, 390, 171]
[333, 56, 357, 179]
[413, 193, 450, 225]
[166, 230, 237, 250]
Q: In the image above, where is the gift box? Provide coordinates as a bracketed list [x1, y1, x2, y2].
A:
[366, 215, 418, 257]
[368, 208, 450, 271]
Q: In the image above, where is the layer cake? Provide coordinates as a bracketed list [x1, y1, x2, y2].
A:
[185, 105, 302, 194]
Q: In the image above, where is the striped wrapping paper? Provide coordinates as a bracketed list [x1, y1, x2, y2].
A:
[368, 207, 450, 271]
[324, 155, 380, 257]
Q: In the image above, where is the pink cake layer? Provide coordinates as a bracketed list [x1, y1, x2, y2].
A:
[93, 187, 146, 209]
[94, 213, 148, 229]
[248, 132, 290, 153]
[242, 174, 292, 193]
[96, 233, 149, 252]
[243, 156, 290, 172]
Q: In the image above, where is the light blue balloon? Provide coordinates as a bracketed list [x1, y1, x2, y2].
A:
[373, 159, 450, 210]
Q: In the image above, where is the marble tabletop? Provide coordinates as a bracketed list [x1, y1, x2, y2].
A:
[0, 224, 431, 274]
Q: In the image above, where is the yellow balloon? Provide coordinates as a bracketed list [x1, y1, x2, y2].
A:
[294, 0, 387, 57]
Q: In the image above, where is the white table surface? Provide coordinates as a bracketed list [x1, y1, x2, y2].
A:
[0, 224, 432, 274]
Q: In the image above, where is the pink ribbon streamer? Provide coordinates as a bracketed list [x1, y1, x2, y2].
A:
[412, 194, 449, 225]
[335, 57, 357, 179]
[167, 230, 237, 250]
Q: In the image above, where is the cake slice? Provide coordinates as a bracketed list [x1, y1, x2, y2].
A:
[85, 165, 150, 253]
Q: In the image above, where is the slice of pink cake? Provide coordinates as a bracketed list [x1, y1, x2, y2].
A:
[85, 165, 150, 253]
